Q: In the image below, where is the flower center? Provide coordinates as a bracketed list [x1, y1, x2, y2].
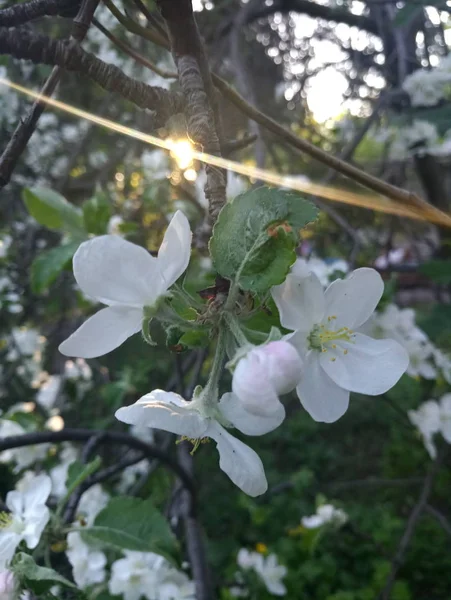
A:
[0, 512, 24, 534]
[308, 316, 354, 353]
[176, 436, 210, 455]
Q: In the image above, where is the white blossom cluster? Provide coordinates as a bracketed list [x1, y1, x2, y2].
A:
[301, 503, 348, 529]
[403, 55, 451, 107]
[54, 213, 409, 497]
[368, 304, 451, 384]
[408, 394, 451, 459]
[0, 473, 195, 600]
[234, 549, 287, 596]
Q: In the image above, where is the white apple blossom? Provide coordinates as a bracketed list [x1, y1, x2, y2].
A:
[231, 341, 302, 420]
[59, 210, 192, 358]
[295, 257, 349, 287]
[237, 549, 287, 596]
[115, 388, 281, 496]
[66, 531, 107, 589]
[107, 215, 125, 236]
[302, 503, 348, 529]
[409, 394, 451, 458]
[404, 339, 437, 380]
[109, 551, 195, 600]
[35, 374, 62, 410]
[50, 444, 78, 498]
[76, 484, 110, 526]
[389, 120, 439, 160]
[0, 474, 51, 569]
[64, 358, 92, 381]
[272, 268, 409, 422]
[0, 420, 49, 472]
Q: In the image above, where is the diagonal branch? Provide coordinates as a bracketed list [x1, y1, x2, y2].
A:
[378, 454, 442, 600]
[0, 28, 185, 119]
[0, 0, 97, 187]
[0, 0, 81, 26]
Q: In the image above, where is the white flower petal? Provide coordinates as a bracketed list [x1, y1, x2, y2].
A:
[115, 390, 208, 438]
[0, 532, 21, 569]
[272, 271, 325, 331]
[219, 393, 285, 436]
[232, 346, 291, 417]
[320, 333, 409, 395]
[73, 235, 162, 307]
[157, 211, 192, 289]
[296, 352, 350, 423]
[23, 507, 50, 549]
[22, 474, 51, 513]
[59, 306, 143, 358]
[324, 268, 383, 329]
[207, 422, 268, 496]
[285, 329, 310, 357]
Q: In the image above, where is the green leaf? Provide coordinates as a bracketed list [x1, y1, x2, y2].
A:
[82, 496, 178, 560]
[82, 193, 112, 235]
[11, 553, 77, 593]
[418, 259, 451, 285]
[66, 457, 103, 495]
[30, 241, 80, 294]
[210, 186, 318, 293]
[23, 187, 84, 234]
[178, 328, 210, 348]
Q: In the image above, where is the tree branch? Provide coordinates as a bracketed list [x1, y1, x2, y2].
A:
[0, 28, 184, 121]
[0, 0, 80, 26]
[156, 0, 226, 237]
[378, 455, 442, 600]
[0, 0, 99, 187]
[0, 428, 195, 500]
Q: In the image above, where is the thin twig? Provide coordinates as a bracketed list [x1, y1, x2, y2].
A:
[378, 455, 442, 600]
[0, 0, 98, 187]
[93, 18, 177, 78]
[425, 504, 451, 538]
[0, 428, 195, 497]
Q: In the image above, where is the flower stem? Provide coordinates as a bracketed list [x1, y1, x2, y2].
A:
[224, 312, 249, 347]
[201, 324, 227, 407]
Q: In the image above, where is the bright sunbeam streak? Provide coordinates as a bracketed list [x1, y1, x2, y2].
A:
[1, 77, 451, 227]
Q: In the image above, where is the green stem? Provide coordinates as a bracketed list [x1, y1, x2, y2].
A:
[224, 312, 249, 347]
[201, 325, 227, 406]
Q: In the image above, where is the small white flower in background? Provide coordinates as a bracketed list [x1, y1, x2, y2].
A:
[0, 570, 16, 600]
[50, 444, 78, 498]
[389, 120, 439, 160]
[59, 210, 192, 358]
[76, 484, 109, 526]
[66, 532, 106, 589]
[433, 348, 451, 384]
[231, 341, 302, 419]
[0, 234, 12, 258]
[107, 215, 125, 236]
[142, 149, 169, 179]
[404, 339, 437, 380]
[64, 358, 92, 381]
[0, 420, 49, 472]
[372, 304, 428, 344]
[409, 394, 451, 458]
[0, 474, 51, 569]
[272, 267, 409, 423]
[109, 551, 195, 600]
[35, 374, 62, 410]
[237, 549, 287, 596]
[109, 551, 158, 600]
[117, 459, 150, 494]
[226, 171, 247, 199]
[115, 388, 280, 496]
[302, 503, 348, 529]
[295, 257, 349, 287]
[6, 328, 41, 361]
